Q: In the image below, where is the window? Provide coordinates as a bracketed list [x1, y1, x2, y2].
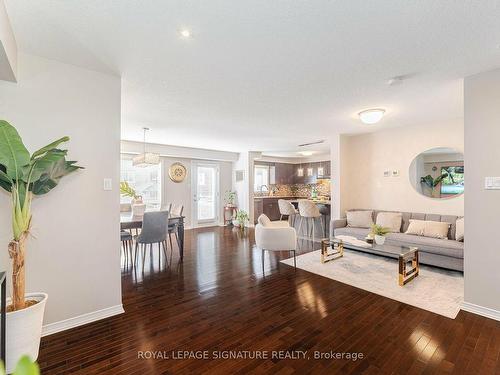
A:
[120, 157, 161, 209]
[440, 166, 464, 195]
[254, 165, 269, 192]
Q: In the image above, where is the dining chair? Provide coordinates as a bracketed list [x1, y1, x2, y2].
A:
[134, 211, 169, 267]
[168, 204, 184, 250]
[121, 230, 133, 265]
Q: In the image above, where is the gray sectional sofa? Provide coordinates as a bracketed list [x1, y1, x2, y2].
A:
[330, 209, 464, 271]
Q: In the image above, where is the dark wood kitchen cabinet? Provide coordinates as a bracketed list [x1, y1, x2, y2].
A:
[275, 163, 294, 185]
[293, 164, 305, 184]
[263, 199, 281, 221]
[254, 198, 264, 224]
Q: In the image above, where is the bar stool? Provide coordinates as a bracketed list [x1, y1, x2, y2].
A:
[278, 199, 298, 225]
[297, 200, 324, 241]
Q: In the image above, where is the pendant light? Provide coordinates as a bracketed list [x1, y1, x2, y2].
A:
[132, 127, 160, 167]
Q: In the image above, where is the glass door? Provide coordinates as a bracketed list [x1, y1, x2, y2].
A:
[192, 162, 220, 227]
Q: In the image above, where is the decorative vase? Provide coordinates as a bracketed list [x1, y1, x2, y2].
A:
[374, 235, 386, 245]
[132, 203, 146, 216]
[6, 293, 48, 373]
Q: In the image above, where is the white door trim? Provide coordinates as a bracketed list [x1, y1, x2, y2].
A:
[191, 161, 220, 228]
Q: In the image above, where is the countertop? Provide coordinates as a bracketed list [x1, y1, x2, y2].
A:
[254, 196, 331, 205]
[254, 195, 306, 199]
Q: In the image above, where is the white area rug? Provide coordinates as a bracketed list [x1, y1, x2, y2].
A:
[281, 249, 464, 318]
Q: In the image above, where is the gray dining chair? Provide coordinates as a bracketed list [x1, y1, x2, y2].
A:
[134, 211, 169, 267]
[168, 204, 184, 250]
[121, 230, 133, 265]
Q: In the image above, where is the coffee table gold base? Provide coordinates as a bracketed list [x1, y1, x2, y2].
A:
[399, 248, 419, 286]
[321, 239, 344, 263]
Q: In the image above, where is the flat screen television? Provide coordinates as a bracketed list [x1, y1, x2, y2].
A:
[440, 166, 464, 195]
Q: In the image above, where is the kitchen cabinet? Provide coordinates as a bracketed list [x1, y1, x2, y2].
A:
[317, 161, 331, 178]
[293, 161, 331, 184]
[263, 198, 281, 221]
[293, 164, 305, 184]
[275, 163, 294, 185]
[254, 198, 264, 224]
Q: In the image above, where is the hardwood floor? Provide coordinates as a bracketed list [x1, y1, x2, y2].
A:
[38, 227, 500, 374]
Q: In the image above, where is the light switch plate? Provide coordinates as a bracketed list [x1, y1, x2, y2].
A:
[103, 178, 113, 191]
[392, 170, 400, 177]
[485, 177, 500, 190]
[383, 170, 391, 177]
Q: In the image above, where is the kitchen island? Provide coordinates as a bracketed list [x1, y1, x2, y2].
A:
[254, 196, 331, 239]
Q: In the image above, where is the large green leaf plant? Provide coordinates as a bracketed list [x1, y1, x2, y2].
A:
[0, 120, 82, 311]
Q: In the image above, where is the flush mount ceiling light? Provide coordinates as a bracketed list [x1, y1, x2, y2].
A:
[132, 127, 160, 167]
[299, 151, 314, 156]
[358, 108, 386, 124]
[179, 28, 192, 38]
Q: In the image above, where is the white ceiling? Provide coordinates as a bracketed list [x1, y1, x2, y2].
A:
[5, 1, 500, 153]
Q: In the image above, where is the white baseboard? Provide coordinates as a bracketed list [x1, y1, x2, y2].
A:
[461, 301, 500, 321]
[42, 304, 125, 337]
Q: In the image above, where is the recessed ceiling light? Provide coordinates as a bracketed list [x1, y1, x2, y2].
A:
[358, 109, 386, 124]
[299, 151, 314, 156]
[179, 29, 192, 38]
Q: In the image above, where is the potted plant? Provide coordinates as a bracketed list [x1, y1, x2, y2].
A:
[1, 356, 40, 375]
[420, 172, 448, 197]
[224, 191, 236, 207]
[234, 210, 249, 231]
[120, 181, 145, 216]
[0, 120, 82, 373]
[370, 224, 390, 245]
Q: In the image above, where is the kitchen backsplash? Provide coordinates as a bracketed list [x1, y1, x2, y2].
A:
[255, 180, 331, 197]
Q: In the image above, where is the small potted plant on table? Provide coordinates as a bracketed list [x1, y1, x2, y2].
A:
[120, 181, 145, 216]
[370, 224, 390, 245]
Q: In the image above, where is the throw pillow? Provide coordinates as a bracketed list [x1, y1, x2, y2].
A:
[376, 212, 402, 233]
[405, 219, 450, 239]
[455, 217, 464, 241]
[346, 210, 374, 228]
[424, 221, 451, 239]
[405, 219, 426, 236]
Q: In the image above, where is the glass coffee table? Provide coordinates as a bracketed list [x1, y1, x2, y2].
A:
[321, 238, 419, 286]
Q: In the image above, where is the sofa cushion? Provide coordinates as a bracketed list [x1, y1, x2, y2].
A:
[455, 217, 464, 242]
[334, 227, 371, 240]
[405, 219, 450, 239]
[386, 233, 463, 258]
[376, 212, 402, 233]
[347, 210, 374, 229]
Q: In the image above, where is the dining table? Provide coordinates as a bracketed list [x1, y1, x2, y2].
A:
[120, 213, 185, 260]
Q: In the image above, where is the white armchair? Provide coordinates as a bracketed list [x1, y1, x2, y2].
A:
[255, 214, 297, 273]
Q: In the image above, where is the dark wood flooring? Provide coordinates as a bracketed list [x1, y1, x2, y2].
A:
[38, 227, 500, 374]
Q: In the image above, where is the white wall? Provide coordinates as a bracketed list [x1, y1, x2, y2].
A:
[463, 68, 500, 315]
[0, 53, 122, 326]
[232, 151, 258, 225]
[338, 120, 464, 216]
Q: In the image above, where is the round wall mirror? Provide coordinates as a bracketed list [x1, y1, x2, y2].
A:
[409, 147, 464, 199]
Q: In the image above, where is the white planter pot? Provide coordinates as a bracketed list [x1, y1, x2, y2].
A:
[5, 293, 48, 373]
[374, 235, 386, 245]
[132, 203, 146, 217]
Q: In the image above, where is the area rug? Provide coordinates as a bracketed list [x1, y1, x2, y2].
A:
[281, 249, 463, 318]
